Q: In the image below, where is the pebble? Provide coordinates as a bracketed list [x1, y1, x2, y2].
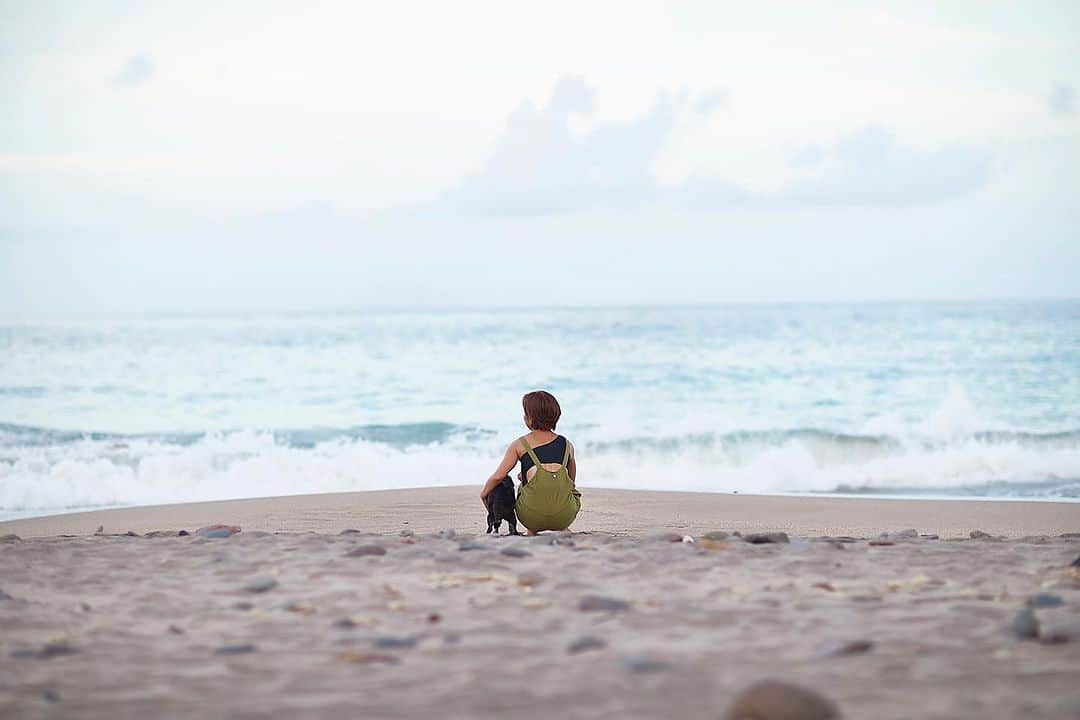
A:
[42, 689, 59, 703]
[1038, 621, 1080, 644]
[338, 650, 399, 664]
[567, 636, 607, 654]
[200, 528, 233, 539]
[1012, 607, 1039, 639]
[920, 534, 940, 540]
[703, 531, 730, 540]
[743, 532, 790, 544]
[215, 643, 256, 655]
[0, 589, 16, 602]
[458, 540, 489, 551]
[178, 529, 190, 536]
[868, 540, 895, 547]
[345, 545, 387, 557]
[437, 528, 456, 539]
[168, 624, 185, 635]
[13, 641, 80, 660]
[620, 655, 671, 672]
[373, 635, 420, 649]
[815, 639, 873, 658]
[1071, 556, 1080, 568]
[339, 529, 363, 535]
[725, 681, 840, 720]
[969, 530, 992, 539]
[500, 547, 531, 558]
[647, 532, 684, 543]
[244, 576, 279, 593]
[400, 529, 415, 537]
[517, 571, 545, 587]
[144, 530, 180, 538]
[233, 601, 255, 611]
[879, 529, 918, 541]
[579, 595, 631, 612]
[0, 534, 20, 543]
[1029, 593, 1064, 608]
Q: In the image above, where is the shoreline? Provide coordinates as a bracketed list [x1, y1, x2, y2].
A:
[3, 486, 1078, 538]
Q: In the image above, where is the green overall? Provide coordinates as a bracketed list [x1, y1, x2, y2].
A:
[516, 438, 581, 532]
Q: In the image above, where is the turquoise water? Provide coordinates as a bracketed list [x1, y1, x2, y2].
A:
[1, 301, 1078, 518]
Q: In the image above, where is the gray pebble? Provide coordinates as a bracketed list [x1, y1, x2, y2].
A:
[339, 529, 363, 535]
[1013, 607, 1039, 639]
[725, 680, 839, 720]
[1029, 593, 1064, 608]
[500, 547, 531, 558]
[647, 531, 684, 543]
[620, 655, 670, 672]
[703, 531, 729, 540]
[458, 540, 489, 551]
[879, 529, 918, 540]
[579, 595, 631, 613]
[178, 529, 190, 536]
[215, 643, 256, 655]
[400, 529, 415, 537]
[567, 636, 607, 654]
[815, 639, 873, 658]
[373, 635, 420, 649]
[970, 530, 992, 539]
[344, 545, 387, 557]
[743, 532, 790, 544]
[244, 576, 278, 593]
[1071, 556, 1080, 568]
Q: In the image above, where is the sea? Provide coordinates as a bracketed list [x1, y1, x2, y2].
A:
[1, 301, 1078, 520]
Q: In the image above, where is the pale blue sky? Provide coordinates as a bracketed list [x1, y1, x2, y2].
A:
[2, 1, 1078, 311]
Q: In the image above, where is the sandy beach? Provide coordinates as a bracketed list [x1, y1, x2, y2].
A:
[1, 489, 1079, 719]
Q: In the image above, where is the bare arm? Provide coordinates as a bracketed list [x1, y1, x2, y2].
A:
[567, 441, 576, 481]
[480, 442, 521, 504]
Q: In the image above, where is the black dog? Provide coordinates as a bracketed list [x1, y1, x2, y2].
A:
[486, 475, 520, 535]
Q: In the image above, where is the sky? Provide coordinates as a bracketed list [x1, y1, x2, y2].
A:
[1, 0, 1078, 312]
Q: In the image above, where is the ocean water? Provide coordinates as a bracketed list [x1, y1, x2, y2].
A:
[1, 301, 1079, 519]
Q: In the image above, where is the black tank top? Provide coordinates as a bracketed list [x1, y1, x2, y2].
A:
[520, 435, 568, 481]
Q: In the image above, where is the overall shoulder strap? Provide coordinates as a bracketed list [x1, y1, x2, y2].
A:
[560, 436, 571, 470]
[520, 437, 543, 467]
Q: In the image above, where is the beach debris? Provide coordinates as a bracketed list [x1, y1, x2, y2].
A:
[339, 529, 363, 535]
[1, 534, 21, 543]
[579, 595, 631, 613]
[337, 650, 399, 665]
[567, 636, 607, 654]
[703, 530, 730, 540]
[682, 535, 695, 544]
[725, 680, 840, 720]
[500, 546, 531, 558]
[244, 576, 279, 593]
[620, 655, 671, 672]
[969, 530, 992, 540]
[196, 524, 240, 538]
[647, 531, 684, 543]
[215, 643, 256, 655]
[517, 571, 545, 587]
[879, 529, 918, 541]
[743, 532, 790, 545]
[1012, 607, 1040, 639]
[168, 624, 185, 635]
[1028, 593, 1063, 608]
[1038, 621, 1080, 644]
[345, 545, 387, 557]
[458, 540, 490, 551]
[373, 634, 421, 649]
[815, 639, 873, 658]
[144, 530, 182, 538]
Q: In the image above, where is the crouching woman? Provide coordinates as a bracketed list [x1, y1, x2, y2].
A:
[480, 390, 581, 536]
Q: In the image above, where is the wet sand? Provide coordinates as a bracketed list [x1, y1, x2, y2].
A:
[1, 490, 1079, 719]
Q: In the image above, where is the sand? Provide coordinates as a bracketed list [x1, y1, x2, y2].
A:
[2, 489, 1080, 719]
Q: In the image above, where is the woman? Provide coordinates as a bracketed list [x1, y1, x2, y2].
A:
[480, 390, 581, 536]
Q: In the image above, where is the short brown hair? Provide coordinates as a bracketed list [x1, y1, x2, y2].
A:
[522, 390, 561, 431]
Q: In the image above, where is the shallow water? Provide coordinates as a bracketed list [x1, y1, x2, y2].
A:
[1, 301, 1078, 517]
